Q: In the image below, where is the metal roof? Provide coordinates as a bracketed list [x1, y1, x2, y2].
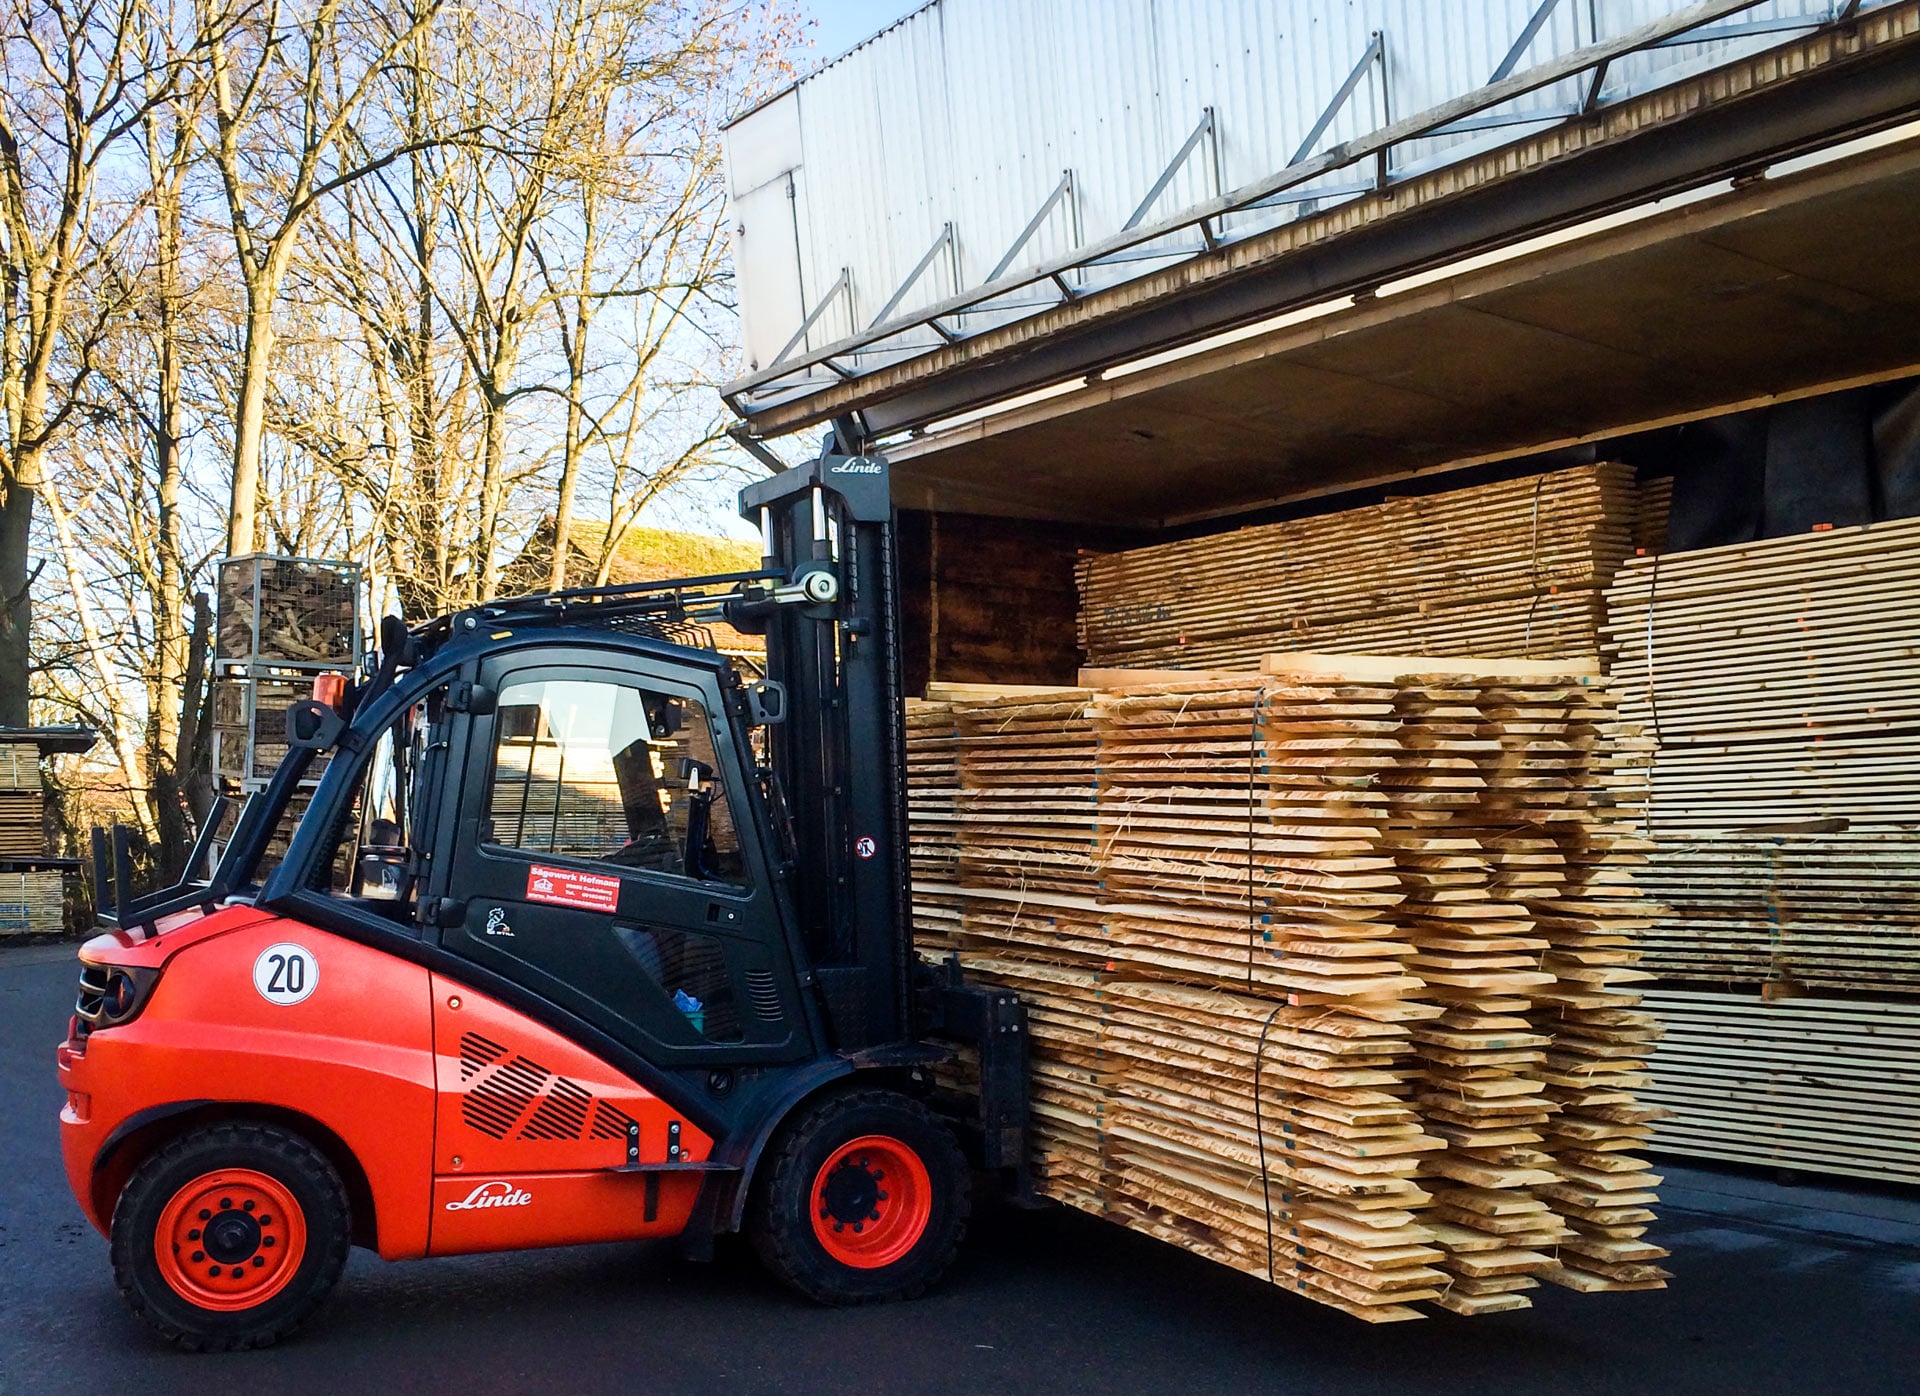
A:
[723, 0, 1902, 439]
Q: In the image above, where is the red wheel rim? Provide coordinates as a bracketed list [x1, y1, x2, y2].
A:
[154, 1168, 308, 1312]
[809, 1134, 933, 1270]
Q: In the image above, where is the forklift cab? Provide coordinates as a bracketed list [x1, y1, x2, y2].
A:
[270, 635, 816, 1072]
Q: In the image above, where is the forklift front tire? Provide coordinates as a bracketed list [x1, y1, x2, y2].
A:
[109, 1121, 352, 1351]
[750, 1086, 969, 1305]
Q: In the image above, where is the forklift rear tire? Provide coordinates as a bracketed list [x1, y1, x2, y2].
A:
[749, 1086, 969, 1305]
[109, 1121, 352, 1351]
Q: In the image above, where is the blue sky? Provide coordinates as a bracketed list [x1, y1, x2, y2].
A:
[801, 0, 922, 64]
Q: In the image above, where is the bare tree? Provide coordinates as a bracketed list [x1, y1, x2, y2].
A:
[0, 0, 225, 724]
[205, 0, 449, 557]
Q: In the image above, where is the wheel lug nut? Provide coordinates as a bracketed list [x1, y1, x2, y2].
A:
[198, 1210, 211, 1221]
[243, 1200, 255, 1212]
[259, 1216, 272, 1226]
[191, 1251, 205, 1262]
[208, 1265, 222, 1276]
[188, 1229, 201, 1240]
[263, 1237, 276, 1248]
[877, 1191, 888, 1201]
[868, 1211, 880, 1221]
[833, 1222, 844, 1232]
[853, 1223, 864, 1233]
[220, 1198, 232, 1209]
[253, 1256, 265, 1268]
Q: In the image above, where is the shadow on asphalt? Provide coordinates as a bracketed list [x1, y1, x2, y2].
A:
[4, 945, 1916, 1396]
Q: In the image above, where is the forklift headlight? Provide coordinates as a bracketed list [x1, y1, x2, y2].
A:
[75, 962, 161, 1031]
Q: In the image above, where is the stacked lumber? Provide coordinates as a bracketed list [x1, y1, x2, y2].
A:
[956, 954, 1111, 1211]
[916, 660, 1668, 1320]
[1386, 677, 1566, 1312]
[954, 692, 1099, 895]
[1508, 683, 1671, 1295]
[1642, 988, 1920, 1186]
[0, 868, 64, 936]
[1604, 515, 1920, 994]
[1077, 464, 1639, 669]
[0, 743, 44, 857]
[1090, 679, 1446, 1321]
[904, 698, 964, 952]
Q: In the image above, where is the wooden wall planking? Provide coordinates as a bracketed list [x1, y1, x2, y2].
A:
[898, 510, 1142, 692]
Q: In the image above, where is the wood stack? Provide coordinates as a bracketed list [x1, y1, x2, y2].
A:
[0, 868, 63, 936]
[1077, 464, 1640, 669]
[1604, 515, 1920, 994]
[1091, 678, 1446, 1322]
[1387, 676, 1566, 1313]
[955, 954, 1111, 1213]
[1640, 988, 1920, 1186]
[1602, 517, 1920, 1183]
[1504, 683, 1671, 1296]
[954, 691, 1099, 896]
[915, 659, 1668, 1321]
[0, 743, 44, 858]
[904, 698, 964, 952]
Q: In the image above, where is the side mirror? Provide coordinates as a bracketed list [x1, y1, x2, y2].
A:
[747, 680, 787, 726]
[285, 699, 346, 750]
[678, 757, 714, 793]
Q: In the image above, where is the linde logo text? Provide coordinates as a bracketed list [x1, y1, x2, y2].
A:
[445, 1181, 533, 1211]
[829, 459, 882, 474]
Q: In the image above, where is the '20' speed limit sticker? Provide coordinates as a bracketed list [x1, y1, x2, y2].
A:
[253, 943, 319, 1006]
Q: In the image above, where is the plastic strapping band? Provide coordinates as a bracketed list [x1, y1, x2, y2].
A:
[1521, 472, 1547, 656]
[1246, 686, 1263, 991]
[1643, 550, 1663, 838]
[1253, 1000, 1286, 1284]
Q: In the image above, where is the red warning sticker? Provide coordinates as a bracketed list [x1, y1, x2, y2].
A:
[524, 864, 622, 913]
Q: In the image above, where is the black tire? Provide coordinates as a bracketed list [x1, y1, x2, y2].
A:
[109, 1122, 351, 1351]
[749, 1086, 969, 1305]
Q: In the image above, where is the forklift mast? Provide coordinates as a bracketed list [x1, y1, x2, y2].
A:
[740, 438, 911, 1052]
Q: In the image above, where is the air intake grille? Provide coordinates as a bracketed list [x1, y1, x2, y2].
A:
[745, 970, 783, 1022]
[459, 1039, 612, 1144]
[465, 1054, 548, 1139]
[521, 1075, 593, 1141]
[459, 1032, 508, 1080]
[590, 1100, 639, 1142]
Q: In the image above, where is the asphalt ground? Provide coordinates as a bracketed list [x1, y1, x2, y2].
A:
[5, 941, 1918, 1396]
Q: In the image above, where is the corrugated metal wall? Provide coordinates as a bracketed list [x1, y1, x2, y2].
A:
[724, 0, 1882, 375]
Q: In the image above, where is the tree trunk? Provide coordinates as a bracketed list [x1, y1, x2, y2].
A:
[227, 291, 275, 556]
[149, 178, 193, 871]
[0, 477, 34, 726]
[476, 384, 506, 601]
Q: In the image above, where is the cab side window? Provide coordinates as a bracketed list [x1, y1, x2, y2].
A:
[485, 677, 744, 884]
[309, 686, 448, 920]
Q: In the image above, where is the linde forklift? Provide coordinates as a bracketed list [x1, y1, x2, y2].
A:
[56, 436, 1030, 1350]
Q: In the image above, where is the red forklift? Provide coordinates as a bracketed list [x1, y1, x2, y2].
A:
[56, 436, 1030, 1350]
